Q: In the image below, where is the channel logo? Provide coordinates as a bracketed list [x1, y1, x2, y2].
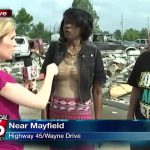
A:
[0, 115, 8, 140]
[0, 9, 12, 17]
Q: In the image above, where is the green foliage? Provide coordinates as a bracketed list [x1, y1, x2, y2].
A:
[13, 8, 33, 35]
[122, 28, 148, 41]
[72, 0, 100, 32]
[14, 8, 52, 42]
[29, 22, 44, 38]
[101, 31, 110, 34]
[13, 8, 149, 42]
[113, 30, 121, 39]
[123, 28, 140, 41]
[28, 22, 52, 42]
[140, 28, 148, 39]
[43, 30, 52, 42]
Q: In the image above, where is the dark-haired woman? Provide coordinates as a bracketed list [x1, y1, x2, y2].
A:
[40, 8, 106, 120]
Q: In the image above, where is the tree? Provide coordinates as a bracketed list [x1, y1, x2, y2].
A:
[101, 31, 110, 34]
[140, 28, 148, 39]
[14, 8, 33, 35]
[29, 22, 52, 42]
[43, 30, 52, 42]
[72, 0, 100, 32]
[29, 22, 44, 38]
[113, 29, 121, 39]
[123, 28, 140, 41]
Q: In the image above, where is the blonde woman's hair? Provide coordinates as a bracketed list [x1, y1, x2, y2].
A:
[0, 18, 16, 40]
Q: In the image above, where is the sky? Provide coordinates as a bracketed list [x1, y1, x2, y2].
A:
[1, 0, 150, 33]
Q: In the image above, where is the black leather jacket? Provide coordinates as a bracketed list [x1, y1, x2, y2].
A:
[40, 41, 106, 102]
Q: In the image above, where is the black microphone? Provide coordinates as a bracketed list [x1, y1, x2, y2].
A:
[22, 57, 39, 94]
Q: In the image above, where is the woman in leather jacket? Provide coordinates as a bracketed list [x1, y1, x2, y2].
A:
[40, 8, 106, 120]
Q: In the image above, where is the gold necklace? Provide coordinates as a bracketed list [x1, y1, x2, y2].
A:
[64, 54, 78, 66]
[67, 47, 81, 56]
[64, 57, 74, 65]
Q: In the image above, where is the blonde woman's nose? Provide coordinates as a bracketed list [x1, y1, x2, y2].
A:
[13, 38, 17, 47]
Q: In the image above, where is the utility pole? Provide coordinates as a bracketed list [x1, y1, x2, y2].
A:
[148, 16, 150, 39]
[121, 13, 124, 41]
[147, 16, 150, 50]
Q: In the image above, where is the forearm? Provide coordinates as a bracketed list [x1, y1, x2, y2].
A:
[0, 64, 57, 110]
[37, 73, 54, 108]
[127, 87, 140, 119]
[93, 93, 103, 119]
[92, 84, 103, 119]
[0, 78, 53, 110]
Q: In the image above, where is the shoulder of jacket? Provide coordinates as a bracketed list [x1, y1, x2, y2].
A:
[84, 42, 98, 55]
[84, 41, 97, 49]
[48, 41, 61, 52]
[50, 41, 60, 46]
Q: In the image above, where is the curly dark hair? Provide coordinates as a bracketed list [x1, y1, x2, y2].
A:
[59, 8, 93, 42]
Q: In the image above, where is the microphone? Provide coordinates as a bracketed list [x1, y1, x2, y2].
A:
[22, 57, 39, 94]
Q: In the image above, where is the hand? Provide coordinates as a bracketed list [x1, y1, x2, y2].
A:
[24, 80, 30, 89]
[24, 80, 37, 93]
[46, 63, 58, 76]
[29, 80, 37, 92]
[38, 73, 45, 80]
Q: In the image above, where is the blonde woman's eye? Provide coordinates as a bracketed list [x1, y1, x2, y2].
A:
[11, 37, 15, 40]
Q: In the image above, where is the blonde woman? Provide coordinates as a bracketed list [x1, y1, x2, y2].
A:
[0, 18, 58, 150]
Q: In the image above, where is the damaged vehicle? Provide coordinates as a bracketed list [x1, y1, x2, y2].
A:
[90, 33, 140, 78]
[91, 33, 141, 103]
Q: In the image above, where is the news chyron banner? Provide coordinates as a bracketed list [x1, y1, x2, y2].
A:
[1, 115, 150, 142]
